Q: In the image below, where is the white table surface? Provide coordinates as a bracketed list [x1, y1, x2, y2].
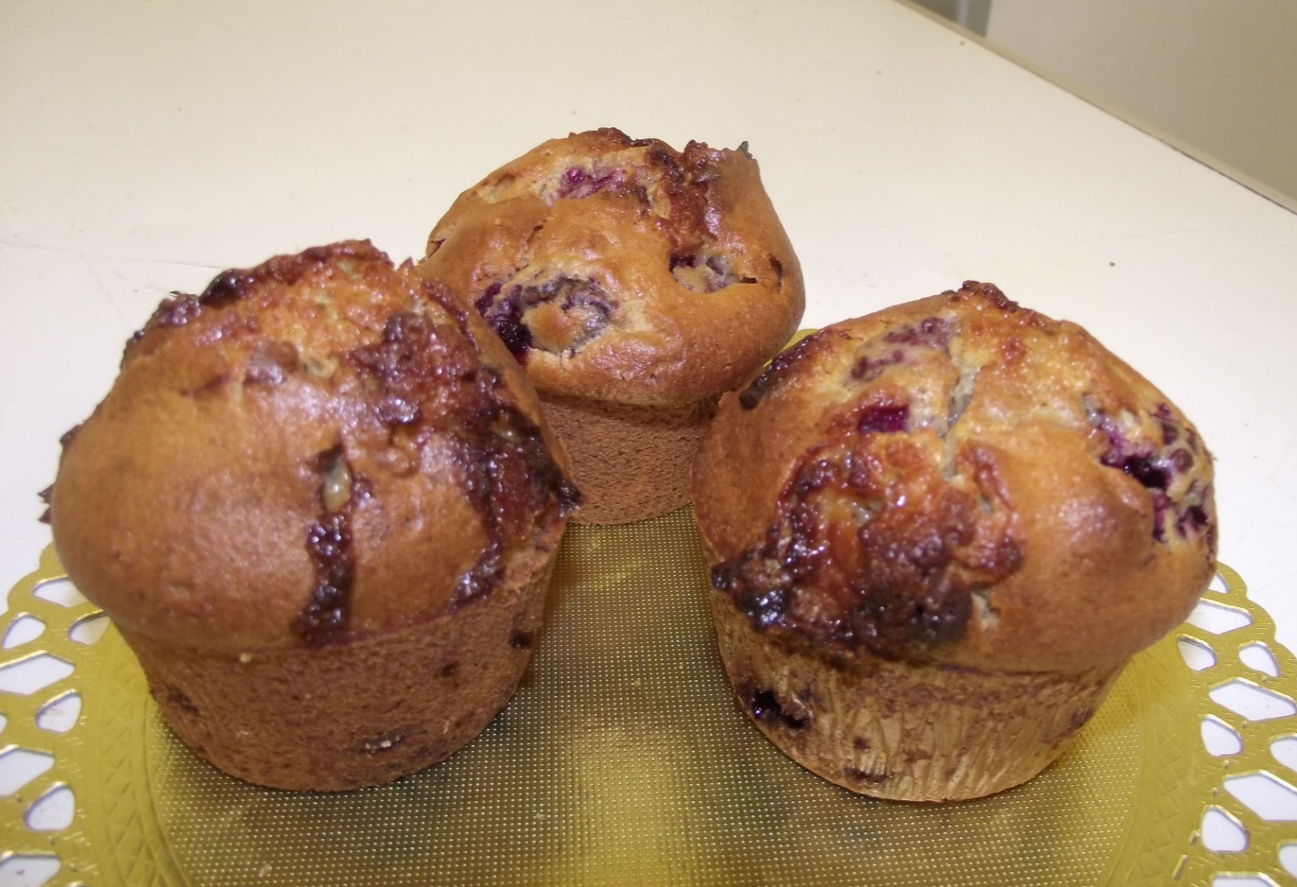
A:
[2, 0, 1297, 861]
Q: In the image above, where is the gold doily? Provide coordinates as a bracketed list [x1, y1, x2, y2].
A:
[2, 511, 1295, 885]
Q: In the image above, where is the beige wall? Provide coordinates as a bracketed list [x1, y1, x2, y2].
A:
[986, 0, 1297, 205]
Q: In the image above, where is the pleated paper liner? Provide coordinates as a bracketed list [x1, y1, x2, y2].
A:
[3, 512, 1296, 886]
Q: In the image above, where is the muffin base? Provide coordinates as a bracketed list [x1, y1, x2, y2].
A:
[711, 592, 1124, 801]
[541, 393, 718, 525]
[124, 548, 559, 792]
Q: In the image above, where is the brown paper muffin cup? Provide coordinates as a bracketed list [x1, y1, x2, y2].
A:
[541, 393, 718, 525]
[710, 590, 1125, 802]
[123, 548, 559, 792]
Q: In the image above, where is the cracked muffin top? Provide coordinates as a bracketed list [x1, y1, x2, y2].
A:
[419, 128, 805, 407]
[50, 241, 578, 652]
[693, 282, 1216, 673]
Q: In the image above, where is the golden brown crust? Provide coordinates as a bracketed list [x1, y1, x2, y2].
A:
[693, 282, 1216, 673]
[418, 128, 805, 407]
[51, 241, 578, 652]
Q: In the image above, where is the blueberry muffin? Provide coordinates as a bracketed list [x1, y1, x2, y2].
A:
[49, 241, 579, 790]
[420, 128, 804, 524]
[693, 282, 1216, 801]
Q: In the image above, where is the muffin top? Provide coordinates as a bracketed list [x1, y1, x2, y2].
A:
[419, 128, 805, 406]
[693, 283, 1216, 673]
[51, 241, 578, 652]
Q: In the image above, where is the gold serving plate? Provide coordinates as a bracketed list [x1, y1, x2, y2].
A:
[3, 511, 1296, 886]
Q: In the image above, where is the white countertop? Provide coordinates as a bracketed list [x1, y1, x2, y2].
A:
[3, 0, 1297, 853]
[5, 0, 1295, 642]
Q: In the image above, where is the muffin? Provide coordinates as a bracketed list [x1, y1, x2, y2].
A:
[49, 241, 579, 791]
[419, 127, 804, 524]
[692, 282, 1216, 801]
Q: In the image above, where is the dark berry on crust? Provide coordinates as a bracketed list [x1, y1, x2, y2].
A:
[294, 510, 354, 647]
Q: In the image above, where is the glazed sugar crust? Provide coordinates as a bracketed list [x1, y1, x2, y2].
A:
[51, 240, 578, 652]
[419, 127, 805, 407]
[693, 282, 1217, 674]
